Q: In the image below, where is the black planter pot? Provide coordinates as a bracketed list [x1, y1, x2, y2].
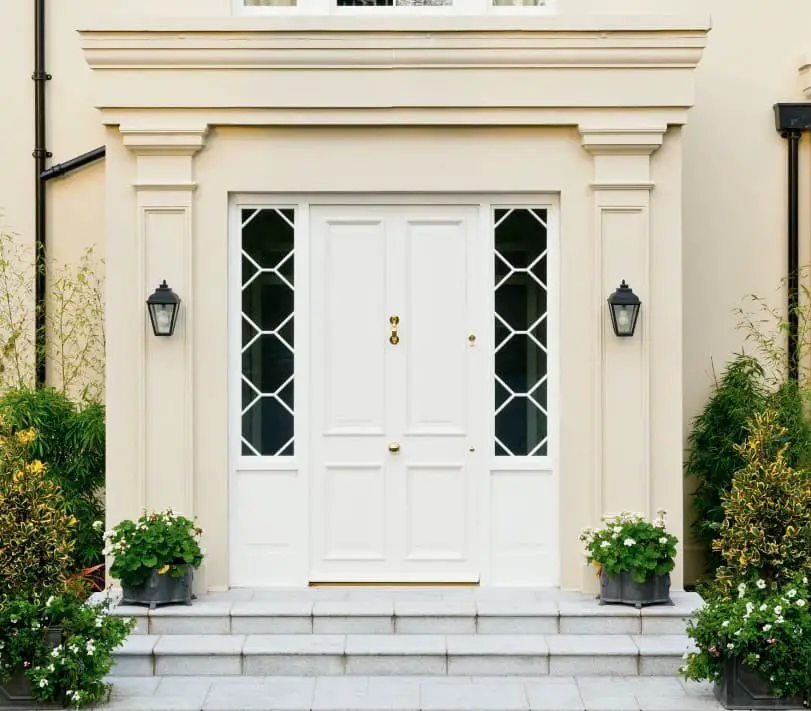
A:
[599, 569, 672, 608]
[714, 656, 804, 710]
[121, 565, 194, 609]
[0, 629, 64, 710]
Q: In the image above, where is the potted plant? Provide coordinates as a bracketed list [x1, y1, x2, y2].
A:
[580, 510, 678, 608]
[681, 410, 811, 708]
[682, 576, 809, 709]
[106, 510, 204, 608]
[0, 426, 133, 709]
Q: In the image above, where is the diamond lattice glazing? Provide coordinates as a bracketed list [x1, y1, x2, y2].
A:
[494, 208, 549, 457]
[241, 208, 295, 456]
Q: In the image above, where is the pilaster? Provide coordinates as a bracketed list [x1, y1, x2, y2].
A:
[580, 125, 665, 536]
[121, 125, 208, 520]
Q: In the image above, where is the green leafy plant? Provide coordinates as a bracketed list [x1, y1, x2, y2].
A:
[682, 575, 811, 705]
[106, 510, 204, 589]
[0, 387, 105, 573]
[713, 410, 811, 593]
[579, 511, 678, 584]
[685, 354, 811, 573]
[0, 425, 75, 598]
[0, 592, 134, 708]
[0, 228, 105, 402]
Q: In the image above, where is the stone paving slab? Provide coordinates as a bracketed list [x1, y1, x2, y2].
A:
[102, 675, 730, 711]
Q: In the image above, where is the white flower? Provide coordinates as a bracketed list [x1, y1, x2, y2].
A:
[623, 538, 636, 547]
[600, 541, 610, 549]
[774, 606, 783, 615]
[659, 537, 668, 545]
[726, 643, 734, 650]
[31, 621, 40, 630]
[746, 602, 755, 615]
[39, 679, 48, 688]
[776, 616, 784, 624]
[787, 589, 797, 599]
[756, 579, 766, 590]
[51, 646, 61, 658]
[738, 583, 747, 598]
[735, 629, 741, 636]
[95, 617, 103, 628]
[682, 652, 689, 659]
[46, 596, 55, 607]
[721, 620, 730, 628]
[48, 664, 54, 672]
[92, 520, 104, 531]
[763, 624, 772, 632]
[804, 577, 808, 585]
[797, 600, 806, 607]
[66, 691, 74, 698]
[759, 604, 768, 611]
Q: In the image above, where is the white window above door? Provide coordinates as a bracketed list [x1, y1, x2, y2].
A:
[239, 0, 553, 15]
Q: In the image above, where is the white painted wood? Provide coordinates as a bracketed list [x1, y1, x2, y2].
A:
[229, 194, 558, 588]
[310, 204, 482, 582]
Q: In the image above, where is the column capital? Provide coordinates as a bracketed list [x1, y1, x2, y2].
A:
[579, 126, 667, 156]
[119, 125, 208, 190]
[119, 125, 209, 156]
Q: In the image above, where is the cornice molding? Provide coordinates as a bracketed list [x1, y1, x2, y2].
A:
[81, 21, 708, 72]
[120, 127, 209, 155]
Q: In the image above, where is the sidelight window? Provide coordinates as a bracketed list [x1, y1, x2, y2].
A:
[494, 208, 549, 457]
[240, 208, 296, 457]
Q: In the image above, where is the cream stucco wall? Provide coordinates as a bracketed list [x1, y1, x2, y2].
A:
[1, 0, 809, 589]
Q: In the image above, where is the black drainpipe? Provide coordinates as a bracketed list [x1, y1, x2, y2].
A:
[33, 0, 105, 388]
[33, 0, 51, 388]
[775, 103, 811, 382]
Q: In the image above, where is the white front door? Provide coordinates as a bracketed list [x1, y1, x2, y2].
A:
[310, 204, 484, 582]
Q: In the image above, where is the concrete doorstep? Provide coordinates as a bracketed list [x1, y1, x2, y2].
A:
[102, 674, 725, 711]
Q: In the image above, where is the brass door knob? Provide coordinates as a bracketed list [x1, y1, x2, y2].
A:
[388, 442, 401, 454]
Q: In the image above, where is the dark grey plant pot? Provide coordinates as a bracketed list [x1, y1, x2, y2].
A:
[714, 656, 804, 710]
[0, 629, 64, 710]
[599, 569, 672, 608]
[121, 565, 194, 609]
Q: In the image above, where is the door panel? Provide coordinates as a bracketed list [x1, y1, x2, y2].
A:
[310, 204, 481, 582]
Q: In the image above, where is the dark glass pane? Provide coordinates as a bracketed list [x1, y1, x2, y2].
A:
[531, 252, 547, 288]
[494, 209, 547, 268]
[243, 272, 294, 332]
[242, 209, 294, 273]
[242, 398, 294, 456]
[495, 334, 546, 396]
[495, 379, 511, 410]
[242, 317, 259, 348]
[242, 254, 258, 286]
[495, 397, 548, 457]
[495, 276, 528, 332]
[242, 335, 294, 394]
[277, 317, 295, 350]
[529, 316, 547, 349]
[278, 379, 294, 410]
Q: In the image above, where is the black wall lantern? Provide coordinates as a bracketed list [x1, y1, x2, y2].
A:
[146, 280, 181, 337]
[607, 280, 641, 338]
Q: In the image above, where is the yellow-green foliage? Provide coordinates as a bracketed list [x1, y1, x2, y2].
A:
[713, 410, 811, 591]
[0, 424, 75, 597]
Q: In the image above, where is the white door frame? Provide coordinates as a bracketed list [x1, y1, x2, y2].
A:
[228, 193, 559, 588]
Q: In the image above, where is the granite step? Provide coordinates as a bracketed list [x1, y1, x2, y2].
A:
[112, 592, 701, 637]
[112, 633, 695, 678]
[102, 675, 726, 711]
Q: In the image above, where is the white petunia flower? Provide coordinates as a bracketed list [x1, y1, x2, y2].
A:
[787, 589, 797, 599]
[623, 538, 636, 547]
[797, 600, 806, 607]
[774, 606, 783, 615]
[659, 537, 668, 545]
[763, 624, 772, 632]
[92, 520, 104, 531]
[727, 643, 734, 650]
[756, 579, 767, 590]
[738, 583, 747, 598]
[600, 541, 610, 548]
[721, 620, 730, 628]
[760, 604, 767, 611]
